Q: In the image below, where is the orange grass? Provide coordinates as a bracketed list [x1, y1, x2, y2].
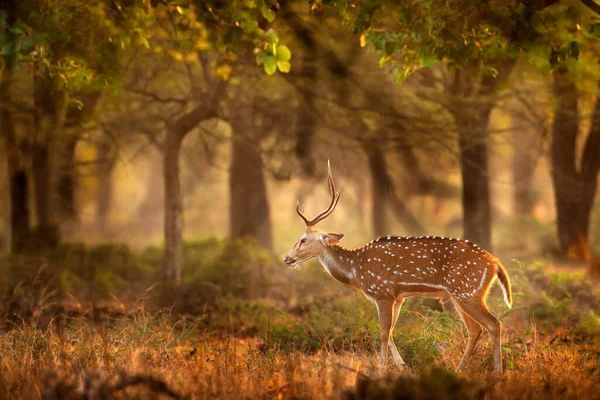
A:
[1, 306, 599, 400]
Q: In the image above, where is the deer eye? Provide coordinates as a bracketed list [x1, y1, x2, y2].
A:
[300, 238, 308, 244]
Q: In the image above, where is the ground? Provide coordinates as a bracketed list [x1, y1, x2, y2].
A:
[1, 242, 599, 399]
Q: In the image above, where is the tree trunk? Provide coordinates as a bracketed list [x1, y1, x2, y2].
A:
[56, 136, 78, 221]
[450, 68, 496, 250]
[9, 170, 30, 253]
[511, 110, 538, 216]
[32, 69, 64, 246]
[159, 81, 225, 285]
[458, 117, 492, 250]
[229, 135, 273, 250]
[162, 131, 184, 284]
[59, 92, 101, 224]
[1, 69, 30, 253]
[551, 72, 600, 263]
[96, 137, 116, 234]
[287, 11, 319, 178]
[31, 142, 53, 227]
[365, 143, 389, 237]
[364, 137, 425, 237]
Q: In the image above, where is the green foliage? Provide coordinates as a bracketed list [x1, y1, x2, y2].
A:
[53, 243, 156, 296]
[511, 259, 600, 338]
[315, 0, 600, 81]
[149, 0, 292, 78]
[0, 0, 292, 100]
[256, 29, 292, 75]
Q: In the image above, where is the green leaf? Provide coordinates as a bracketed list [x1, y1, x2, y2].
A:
[8, 25, 24, 35]
[277, 60, 290, 73]
[139, 36, 150, 49]
[1, 41, 16, 56]
[261, 6, 276, 23]
[420, 55, 436, 68]
[276, 45, 291, 61]
[263, 55, 277, 75]
[242, 20, 258, 32]
[265, 29, 278, 44]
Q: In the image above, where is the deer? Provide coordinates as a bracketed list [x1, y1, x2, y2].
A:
[284, 162, 512, 373]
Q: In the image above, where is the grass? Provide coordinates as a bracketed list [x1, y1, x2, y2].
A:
[1, 306, 599, 399]
[1, 239, 600, 399]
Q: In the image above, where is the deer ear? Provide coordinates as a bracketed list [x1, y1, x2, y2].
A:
[320, 233, 344, 246]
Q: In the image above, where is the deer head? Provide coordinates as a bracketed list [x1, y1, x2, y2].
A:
[284, 161, 344, 268]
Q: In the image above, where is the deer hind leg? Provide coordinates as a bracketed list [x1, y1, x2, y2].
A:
[452, 298, 483, 372]
[459, 299, 503, 373]
[388, 299, 406, 369]
[376, 300, 394, 370]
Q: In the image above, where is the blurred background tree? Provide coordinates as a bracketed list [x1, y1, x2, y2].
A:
[1, 0, 600, 285]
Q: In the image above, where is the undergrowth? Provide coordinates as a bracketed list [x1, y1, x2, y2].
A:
[0, 238, 599, 399]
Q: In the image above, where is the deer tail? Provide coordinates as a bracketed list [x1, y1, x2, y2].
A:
[494, 257, 512, 308]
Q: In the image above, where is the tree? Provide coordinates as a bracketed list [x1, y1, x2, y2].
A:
[108, 0, 295, 283]
[551, 70, 600, 263]
[229, 108, 273, 249]
[315, 0, 600, 251]
[1, 0, 144, 250]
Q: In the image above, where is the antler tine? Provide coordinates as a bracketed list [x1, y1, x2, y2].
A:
[309, 160, 341, 226]
[295, 161, 341, 227]
[296, 201, 311, 226]
[327, 159, 335, 196]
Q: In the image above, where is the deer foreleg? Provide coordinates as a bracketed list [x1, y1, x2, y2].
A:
[388, 299, 406, 368]
[376, 300, 394, 370]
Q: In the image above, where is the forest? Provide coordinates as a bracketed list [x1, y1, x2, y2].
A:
[1, 0, 600, 398]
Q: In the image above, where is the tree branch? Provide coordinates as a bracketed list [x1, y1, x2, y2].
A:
[581, 0, 600, 15]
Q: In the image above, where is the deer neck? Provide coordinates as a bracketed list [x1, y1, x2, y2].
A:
[317, 245, 361, 287]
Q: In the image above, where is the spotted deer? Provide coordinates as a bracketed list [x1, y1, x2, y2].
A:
[284, 162, 512, 373]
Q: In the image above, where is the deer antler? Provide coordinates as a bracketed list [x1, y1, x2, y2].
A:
[297, 160, 341, 227]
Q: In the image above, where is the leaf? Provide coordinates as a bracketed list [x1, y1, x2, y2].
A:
[277, 60, 290, 73]
[265, 29, 278, 44]
[8, 25, 24, 35]
[176, 5, 184, 14]
[261, 7, 276, 23]
[276, 45, 291, 61]
[420, 55, 436, 68]
[1, 42, 16, 56]
[139, 36, 150, 49]
[214, 64, 233, 80]
[242, 20, 258, 32]
[360, 34, 366, 47]
[567, 41, 579, 59]
[263, 55, 277, 75]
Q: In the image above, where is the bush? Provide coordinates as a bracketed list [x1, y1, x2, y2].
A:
[54, 243, 156, 297]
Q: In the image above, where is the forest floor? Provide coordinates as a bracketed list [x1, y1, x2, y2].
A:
[1, 241, 600, 399]
[0, 306, 599, 399]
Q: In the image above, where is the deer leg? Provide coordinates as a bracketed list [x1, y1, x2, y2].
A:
[388, 299, 406, 368]
[376, 300, 394, 370]
[459, 300, 503, 373]
[452, 298, 483, 372]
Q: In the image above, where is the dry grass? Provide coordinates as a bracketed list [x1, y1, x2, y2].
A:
[1, 242, 600, 399]
[0, 303, 599, 400]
